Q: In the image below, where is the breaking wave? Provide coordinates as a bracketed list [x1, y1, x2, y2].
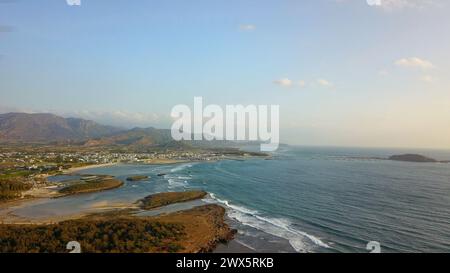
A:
[170, 163, 194, 173]
[205, 193, 330, 252]
[166, 163, 195, 189]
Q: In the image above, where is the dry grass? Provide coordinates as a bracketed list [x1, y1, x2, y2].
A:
[139, 191, 207, 210]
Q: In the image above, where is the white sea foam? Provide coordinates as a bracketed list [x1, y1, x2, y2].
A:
[165, 164, 193, 189]
[206, 193, 330, 252]
[177, 176, 192, 180]
[170, 163, 194, 173]
[207, 193, 258, 214]
[167, 177, 188, 189]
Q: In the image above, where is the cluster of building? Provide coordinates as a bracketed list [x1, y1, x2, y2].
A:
[0, 150, 230, 174]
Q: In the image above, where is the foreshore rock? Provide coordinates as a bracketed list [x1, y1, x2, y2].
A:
[153, 204, 236, 253]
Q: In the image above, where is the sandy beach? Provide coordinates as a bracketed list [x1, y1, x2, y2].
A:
[144, 159, 189, 165]
[0, 198, 140, 225]
[63, 163, 118, 174]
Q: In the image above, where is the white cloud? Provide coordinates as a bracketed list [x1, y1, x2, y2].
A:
[70, 110, 166, 128]
[274, 78, 333, 89]
[395, 57, 434, 70]
[375, 0, 438, 10]
[366, 0, 382, 6]
[317, 79, 333, 88]
[239, 24, 256, 31]
[273, 78, 293, 87]
[0, 106, 167, 128]
[337, 0, 441, 11]
[66, 0, 81, 6]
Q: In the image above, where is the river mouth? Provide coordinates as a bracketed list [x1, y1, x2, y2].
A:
[0, 162, 301, 253]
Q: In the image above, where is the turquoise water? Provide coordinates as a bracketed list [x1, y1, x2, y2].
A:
[6, 146, 450, 253]
[196, 146, 450, 253]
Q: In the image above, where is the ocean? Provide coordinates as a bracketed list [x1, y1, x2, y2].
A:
[6, 146, 450, 253]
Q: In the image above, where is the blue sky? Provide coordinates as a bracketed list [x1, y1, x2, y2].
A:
[1, 0, 450, 148]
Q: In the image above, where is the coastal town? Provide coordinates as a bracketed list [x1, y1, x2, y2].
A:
[0, 148, 262, 172]
[0, 150, 225, 171]
[0, 146, 260, 253]
[0, 145, 267, 202]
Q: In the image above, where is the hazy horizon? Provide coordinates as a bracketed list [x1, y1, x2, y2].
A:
[1, 0, 450, 149]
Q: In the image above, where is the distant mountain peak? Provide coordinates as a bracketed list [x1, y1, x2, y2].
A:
[0, 112, 122, 143]
[0, 112, 256, 150]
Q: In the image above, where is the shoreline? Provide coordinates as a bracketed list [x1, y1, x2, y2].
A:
[63, 163, 119, 174]
[0, 189, 237, 253]
[0, 196, 39, 210]
[0, 203, 141, 225]
[0, 163, 123, 212]
[0, 160, 194, 212]
[0, 158, 261, 252]
[0, 158, 236, 221]
[144, 159, 189, 165]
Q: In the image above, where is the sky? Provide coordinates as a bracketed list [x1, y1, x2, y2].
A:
[1, 0, 450, 149]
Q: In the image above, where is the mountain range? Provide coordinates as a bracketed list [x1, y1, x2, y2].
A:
[0, 112, 246, 150]
[0, 112, 184, 147]
[0, 113, 123, 143]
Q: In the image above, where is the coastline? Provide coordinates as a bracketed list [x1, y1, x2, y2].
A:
[0, 196, 38, 210]
[0, 160, 201, 213]
[0, 189, 236, 253]
[0, 163, 124, 216]
[144, 159, 189, 165]
[0, 162, 237, 253]
[0, 158, 263, 252]
[63, 163, 119, 174]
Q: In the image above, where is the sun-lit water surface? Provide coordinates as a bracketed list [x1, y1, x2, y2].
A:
[5, 146, 450, 253]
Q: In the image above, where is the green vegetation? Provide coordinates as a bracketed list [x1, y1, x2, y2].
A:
[0, 170, 35, 180]
[59, 177, 123, 195]
[139, 191, 207, 210]
[0, 218, 185, 253]
[0, 179, 32, 201]
[126, 175, 149, 182]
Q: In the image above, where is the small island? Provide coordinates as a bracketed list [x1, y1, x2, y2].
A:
[139, 191, 208, 210]
[126, 175, 149, 182]
[58, 175, 123, 196]
[388, 154, 438, 163]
